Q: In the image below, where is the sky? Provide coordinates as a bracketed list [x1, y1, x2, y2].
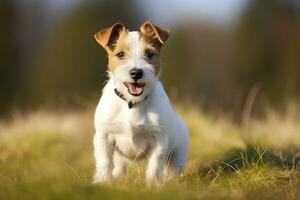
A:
[136, 0, 249, 26]
[43, 0, 249, 26]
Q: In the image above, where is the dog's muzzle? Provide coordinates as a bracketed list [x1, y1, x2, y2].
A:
[124, 82, 145, 96]
[129, 68, 143, 80]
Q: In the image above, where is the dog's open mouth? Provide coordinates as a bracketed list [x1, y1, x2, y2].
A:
[124, 82, 145, 96]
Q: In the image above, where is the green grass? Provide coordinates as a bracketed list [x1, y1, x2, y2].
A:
[0, 105, 299, 199]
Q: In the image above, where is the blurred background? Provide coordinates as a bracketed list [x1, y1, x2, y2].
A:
[1, 0, 300, 119]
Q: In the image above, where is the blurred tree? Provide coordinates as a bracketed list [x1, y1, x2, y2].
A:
[2, 0, 300, 118]
[162, 23, 234, 112]
[0, 0, 19, 116]
[234, 0, 300, 108]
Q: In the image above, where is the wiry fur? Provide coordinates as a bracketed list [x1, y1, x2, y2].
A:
[93, 25, 189, 184]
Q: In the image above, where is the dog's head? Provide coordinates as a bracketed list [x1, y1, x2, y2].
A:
[94, 21, 170, 102]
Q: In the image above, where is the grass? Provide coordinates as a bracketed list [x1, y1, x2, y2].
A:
[0, 104, 299, 199]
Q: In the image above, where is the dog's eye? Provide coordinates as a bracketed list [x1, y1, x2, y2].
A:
[116, 51, 125, 59]
[144, 51, 155, 60]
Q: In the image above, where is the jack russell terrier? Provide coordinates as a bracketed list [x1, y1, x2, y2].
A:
[93, 21, 189, 184]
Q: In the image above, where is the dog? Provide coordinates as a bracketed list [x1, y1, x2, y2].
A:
[93, 21, 189, 184]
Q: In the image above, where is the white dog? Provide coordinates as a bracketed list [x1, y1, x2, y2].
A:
[93, 21, 189, 184]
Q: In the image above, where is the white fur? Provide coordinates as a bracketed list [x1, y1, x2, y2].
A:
[93, 32, 189, 184]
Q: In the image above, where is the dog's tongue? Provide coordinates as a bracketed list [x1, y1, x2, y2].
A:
[128, 83, 143, 95]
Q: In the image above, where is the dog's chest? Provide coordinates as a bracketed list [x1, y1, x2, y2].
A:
[97, 98, 163, 160]
[109, 104, 161, 160]
[114, 121, 156, 160]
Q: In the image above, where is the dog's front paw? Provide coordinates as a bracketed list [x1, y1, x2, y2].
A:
[146, 168, 162, 185]
[93, 172, 112, 184]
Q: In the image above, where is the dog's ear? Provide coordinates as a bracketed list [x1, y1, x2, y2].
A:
[94, 23, 125, 50]
[140, 21, 170, 45]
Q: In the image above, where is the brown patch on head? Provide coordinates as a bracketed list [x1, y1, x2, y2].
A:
[139, 39, 161, 74]
[94, 23, 130, 71]
[105, 32, 131, 71]
[140, 21, 170, 74]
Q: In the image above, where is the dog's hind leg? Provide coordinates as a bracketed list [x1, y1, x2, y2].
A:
[164, 147, 188, 181]
[112, 152, 128, 179]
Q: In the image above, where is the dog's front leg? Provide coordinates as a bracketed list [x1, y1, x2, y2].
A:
[146, 135, 168, 184]
[93, 132, 114, 184]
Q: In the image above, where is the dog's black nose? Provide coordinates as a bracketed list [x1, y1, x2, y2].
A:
[129, 68, 143, 80]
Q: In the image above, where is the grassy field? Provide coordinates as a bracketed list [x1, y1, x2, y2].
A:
[0, 104, 299, 200]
